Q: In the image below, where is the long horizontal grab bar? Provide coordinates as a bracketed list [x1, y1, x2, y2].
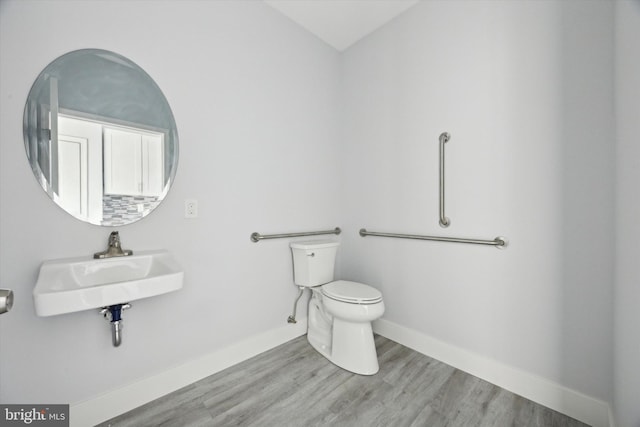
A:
[359, 228, 507, 249]
[251, 227, 341, 243]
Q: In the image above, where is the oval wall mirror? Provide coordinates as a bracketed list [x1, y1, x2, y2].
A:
[23, 49, 179, 226]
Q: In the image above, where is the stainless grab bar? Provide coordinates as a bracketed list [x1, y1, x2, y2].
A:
[251, 227, 341, 243]
[359, 228, 507, 249]
[439, 132, 451, 227]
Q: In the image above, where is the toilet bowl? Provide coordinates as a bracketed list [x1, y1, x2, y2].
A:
[290, 241, 385, 375]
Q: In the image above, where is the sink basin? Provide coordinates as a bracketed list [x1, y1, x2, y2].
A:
[34, 250, 183, 316]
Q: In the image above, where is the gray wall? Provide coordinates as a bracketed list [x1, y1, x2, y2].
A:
[614, 1, 640, 426]
[0, 0, 341, 404]
[340, 0, 614, 402]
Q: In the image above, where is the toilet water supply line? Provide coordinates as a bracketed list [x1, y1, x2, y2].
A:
[100, 303, 131, 347]
[288, 287, 305, 324]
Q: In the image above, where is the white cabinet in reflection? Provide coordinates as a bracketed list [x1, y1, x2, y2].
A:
[103, 127, 164, 197]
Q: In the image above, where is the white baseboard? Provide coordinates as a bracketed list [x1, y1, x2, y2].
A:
[70, 319, 307, 427]
[373, 318, 611, 427]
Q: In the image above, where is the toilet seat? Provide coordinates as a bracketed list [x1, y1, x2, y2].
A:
[322, 280, 383, 304]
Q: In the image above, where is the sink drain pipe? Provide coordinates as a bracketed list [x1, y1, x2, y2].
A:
[100, 303, 131, 347]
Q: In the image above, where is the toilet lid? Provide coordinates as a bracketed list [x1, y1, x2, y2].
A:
[322, 280, 383, 304]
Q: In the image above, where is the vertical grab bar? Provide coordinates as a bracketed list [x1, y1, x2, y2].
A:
[439, 132, 451, 227]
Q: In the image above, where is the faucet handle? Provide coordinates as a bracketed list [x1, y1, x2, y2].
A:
[109, 231, 125, 250]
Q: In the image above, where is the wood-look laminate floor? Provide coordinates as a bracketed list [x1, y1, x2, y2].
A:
[99, 335, 589, 427]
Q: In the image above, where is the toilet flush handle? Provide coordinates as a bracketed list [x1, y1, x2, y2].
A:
[307, 252, 315, 257]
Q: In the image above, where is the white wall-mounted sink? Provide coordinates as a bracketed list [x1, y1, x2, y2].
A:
[33, 250, 184, 316]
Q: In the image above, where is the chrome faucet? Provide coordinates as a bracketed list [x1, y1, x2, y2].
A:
[94, 231, 133, 259]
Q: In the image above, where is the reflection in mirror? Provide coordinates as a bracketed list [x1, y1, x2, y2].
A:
[23, 49, 178, 226]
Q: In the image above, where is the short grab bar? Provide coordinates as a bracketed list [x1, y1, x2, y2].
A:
[251, 227, 341, 243]
[359, 228, 507, 249]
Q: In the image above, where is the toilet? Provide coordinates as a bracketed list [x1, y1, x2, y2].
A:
[290, 240, 385, 375]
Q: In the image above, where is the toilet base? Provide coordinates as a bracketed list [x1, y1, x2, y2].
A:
[307, 291, 381, 376]
[307, 293, 333, 358]
[330, 317, 379, 375]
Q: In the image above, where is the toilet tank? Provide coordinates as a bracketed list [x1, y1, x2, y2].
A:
[290, 240, 340, 287]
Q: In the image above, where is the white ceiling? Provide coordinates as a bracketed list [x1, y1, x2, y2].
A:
[264, 0, 419, 51]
